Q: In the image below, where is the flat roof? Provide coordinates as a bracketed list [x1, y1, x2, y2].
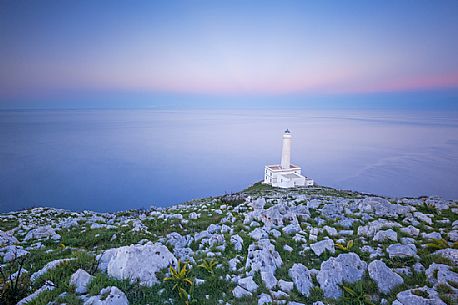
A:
[282, 173, 302, 179]
[266, 164, 301, 171]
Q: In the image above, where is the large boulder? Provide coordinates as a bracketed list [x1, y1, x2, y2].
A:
[316, 253, 367, 299]
[289, 264, 314, 297]
[98, 243, 177, 286]
[368, 260, 403, 294]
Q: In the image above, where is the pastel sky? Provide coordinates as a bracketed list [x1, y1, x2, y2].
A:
[1, 1, 458, 108]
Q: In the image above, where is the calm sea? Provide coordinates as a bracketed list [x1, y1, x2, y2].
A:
[1, 109, 457, 212]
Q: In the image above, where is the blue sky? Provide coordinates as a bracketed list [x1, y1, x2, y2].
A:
[1, 1, 458, 109]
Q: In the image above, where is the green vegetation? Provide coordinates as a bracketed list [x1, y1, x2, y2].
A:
[197, 258, 218, 275]
[335, 240, 354, 252]
[164, 261, 194, 305]
[2, 185, 457, 305]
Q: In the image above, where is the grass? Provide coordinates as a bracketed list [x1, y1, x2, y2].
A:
[3, 185, 458, 305]
[0, 217, 19, 231]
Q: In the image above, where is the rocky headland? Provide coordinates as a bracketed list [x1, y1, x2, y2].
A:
[1, 183, 457, 305]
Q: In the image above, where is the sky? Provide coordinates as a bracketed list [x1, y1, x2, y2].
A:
[1, 1, 458, 109]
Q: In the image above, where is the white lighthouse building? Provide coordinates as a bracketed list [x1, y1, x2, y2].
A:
[263, 130, 314, 188]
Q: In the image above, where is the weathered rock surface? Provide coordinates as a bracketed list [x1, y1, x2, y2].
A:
[368, 260, 404, 294]
[17, 281, 55, 305]
[289, 263, 314, 296]
[98, 243, 177, 286]
[395, 286, 447, 305]
[317, 253, 367, 298]
[310, 239, 335, 256]
[84, 286, 129, 305]
[387, 244, 417, 258]
[70, 269, 94, 294]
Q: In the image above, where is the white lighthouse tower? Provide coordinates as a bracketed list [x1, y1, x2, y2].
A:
[263, 130, 314, 188]
[281, 129, 292, 169]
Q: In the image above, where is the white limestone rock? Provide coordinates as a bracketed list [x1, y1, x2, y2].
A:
[289, 263, 314, 297]
[433, 248, 458, 265]
[395, 286, 447, 305]
[245, 239, 282, 275]
[188, 212, 199, 220]
[426, 263, 458, 287]
[238, 275, 258, 292]
[17, 281, 55, 305]
[282, 223, 301, 235]
[323, 225, 338, 237]
[31, 258, 75, 282]
[166, 232, 192, 249]
[24, 225, 61, 241]
[261, 270, 278, 290]
[362, 197, 412, 217]
[0, 230, 18, 246]
[357, 219, 401, 237]
[310, 239, 335, 256]
[399, 225, 420, 237]
[1, 245, 29, 262]
[278, 279, 294, 292]
[229, 257, 240, 271]
[98, 243, 177, 286]
[413, 212, 433, 225]
[374, 229, 398, 242]
[283, 244, 293, 252]
[250, 227, 268, 240]
[258, 293, 273, 305]
[84, 286, 129, 305]
[232, 285, 252, 298]
[387, 244, 417, 258]
[368, 260, 404, 294]
[70, 269, 94, 294]
[316, 253, 367, 299]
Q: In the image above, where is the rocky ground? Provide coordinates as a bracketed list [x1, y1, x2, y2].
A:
[1, 183, 457, 305]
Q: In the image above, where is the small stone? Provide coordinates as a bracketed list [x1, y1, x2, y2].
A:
[374, 229, 398, 242]
[238, 276, 258, 292]
[70, 269, 93, 294]
[258, 293, 273, 305]
[310, 239, 335, 256]
[232, 285, 251, 298]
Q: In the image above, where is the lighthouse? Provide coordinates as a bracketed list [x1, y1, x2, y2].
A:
[263, 130, 314, 188]
[281, 129, 292, 169]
